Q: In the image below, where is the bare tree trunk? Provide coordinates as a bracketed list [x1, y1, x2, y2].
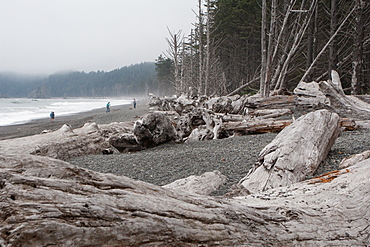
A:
[300, 6, 356, 82]
[204, 0, 211, 96]
[260, 0, 267, 97]
[165, 29, 183, 95]
[351, 0, 366, 95]
[270, 0, 293, 90]
[329, 0, 338, 79]
[198, 0, 204, 95]
[306, 3, 318, 82]
[264, 0, 278, 97]
[226, 77, 260, 96]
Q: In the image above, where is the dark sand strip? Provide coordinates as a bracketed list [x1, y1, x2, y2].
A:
[0, 101, 150, 141]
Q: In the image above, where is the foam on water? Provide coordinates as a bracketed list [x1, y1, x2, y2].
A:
[0, 98, 131, 126]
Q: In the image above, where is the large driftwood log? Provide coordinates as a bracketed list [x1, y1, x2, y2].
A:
[163, 170, 226, 195]
[339, 150, 370, 169]
[206, 96, 233, 113]
[319, 70, 370, 119]
[109, 133, 143, 152]
[133, 112, 179, 148]
[176, 108, 222, 140]
[294, 81, 329, 106]
[1, 153, 370, 246]
[244, 94, 298, 109]
[0, 121, 134, 160]
[239, 109, 340, 194]
[222, 119, 292, 135]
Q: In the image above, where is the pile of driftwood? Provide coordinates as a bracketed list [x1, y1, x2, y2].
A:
[1, 71, 370, 246]
[109, 71, 365, 153]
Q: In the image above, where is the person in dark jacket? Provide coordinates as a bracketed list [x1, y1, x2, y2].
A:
[106, 102, 111, 112]
[50, 111, 55, 122]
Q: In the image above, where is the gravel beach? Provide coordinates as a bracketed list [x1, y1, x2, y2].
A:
[66, 103, 370, 195]
[1, 99, 369, 196]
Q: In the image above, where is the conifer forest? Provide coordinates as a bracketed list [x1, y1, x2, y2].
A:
[156, 0, 370, 97]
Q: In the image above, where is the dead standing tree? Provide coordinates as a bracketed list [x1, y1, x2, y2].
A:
[259, 0, 319, 96]
[165, 29, 184, 95]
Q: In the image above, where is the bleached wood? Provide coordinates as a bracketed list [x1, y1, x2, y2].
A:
[250, 108, 293, 119]
[239, 109, 340, 194]
[319, 71, 370, 118]
[222, 119, 292, 134]
[0, 122, 133, 160]
[339, 150, 370, 169]
[163, 170, 226, 195]
[1, 153, 370, 246]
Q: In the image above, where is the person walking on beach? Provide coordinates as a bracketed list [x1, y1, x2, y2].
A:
[133, 98, 136, 108]
[50, 111, 55, 122]
[106, 102, 111, 112]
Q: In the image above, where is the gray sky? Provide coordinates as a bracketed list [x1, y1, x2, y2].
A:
[0, 0, 197, 75]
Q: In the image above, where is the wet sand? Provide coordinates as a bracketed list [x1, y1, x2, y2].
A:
[0, 101, 151, 141]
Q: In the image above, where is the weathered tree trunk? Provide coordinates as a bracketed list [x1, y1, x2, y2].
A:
[165, 29, 183, 94]
[109, 133, 143, 152]
[222, 119, 292, 135]
[320, 70, 370, 119]
[260, 0, 268, 97]
[305, 2, 317, 82]
[1, 152, 370, 246]
[133, 112, 179, 148]
[328, 0, 338, 78]
[351, 0, 366, 95]
[197, 0, 204, 95]
[263, 0, 277, 97]
[0, 122, 132, 160]
[238, 109, 340, 194]
[163, 170, 226, 195]
[339, 150, 370, 169]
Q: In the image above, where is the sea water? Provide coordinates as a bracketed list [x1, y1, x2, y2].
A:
[0, 98, 132, 126]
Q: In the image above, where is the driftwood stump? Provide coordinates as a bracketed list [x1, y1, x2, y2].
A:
[239, 109, 340, 194]
[133, 112, 178, 148]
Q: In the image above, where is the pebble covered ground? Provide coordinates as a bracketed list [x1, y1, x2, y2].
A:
[68, 128, 370, 195]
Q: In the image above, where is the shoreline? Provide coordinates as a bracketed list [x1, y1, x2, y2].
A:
[0, 101, 150, 141]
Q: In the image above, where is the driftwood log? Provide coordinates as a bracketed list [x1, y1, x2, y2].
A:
[1, 152, 370, 246]
[319, 70, 370, 119]
[1, 71, 370, 245]
[133, 112, 179, 148]
[222, 119, 292, 135]
[176, 108, 222, 140]
[0, 121, 134, 159]
[163, 170, 227, 195]
[0, 123, 106, 160]
[109, 133, 143, 152]
[339, 150, 370, 169]
[238, 109, 340, 194]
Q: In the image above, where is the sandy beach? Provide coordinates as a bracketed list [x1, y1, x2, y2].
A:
[0, 100, 150, 140]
